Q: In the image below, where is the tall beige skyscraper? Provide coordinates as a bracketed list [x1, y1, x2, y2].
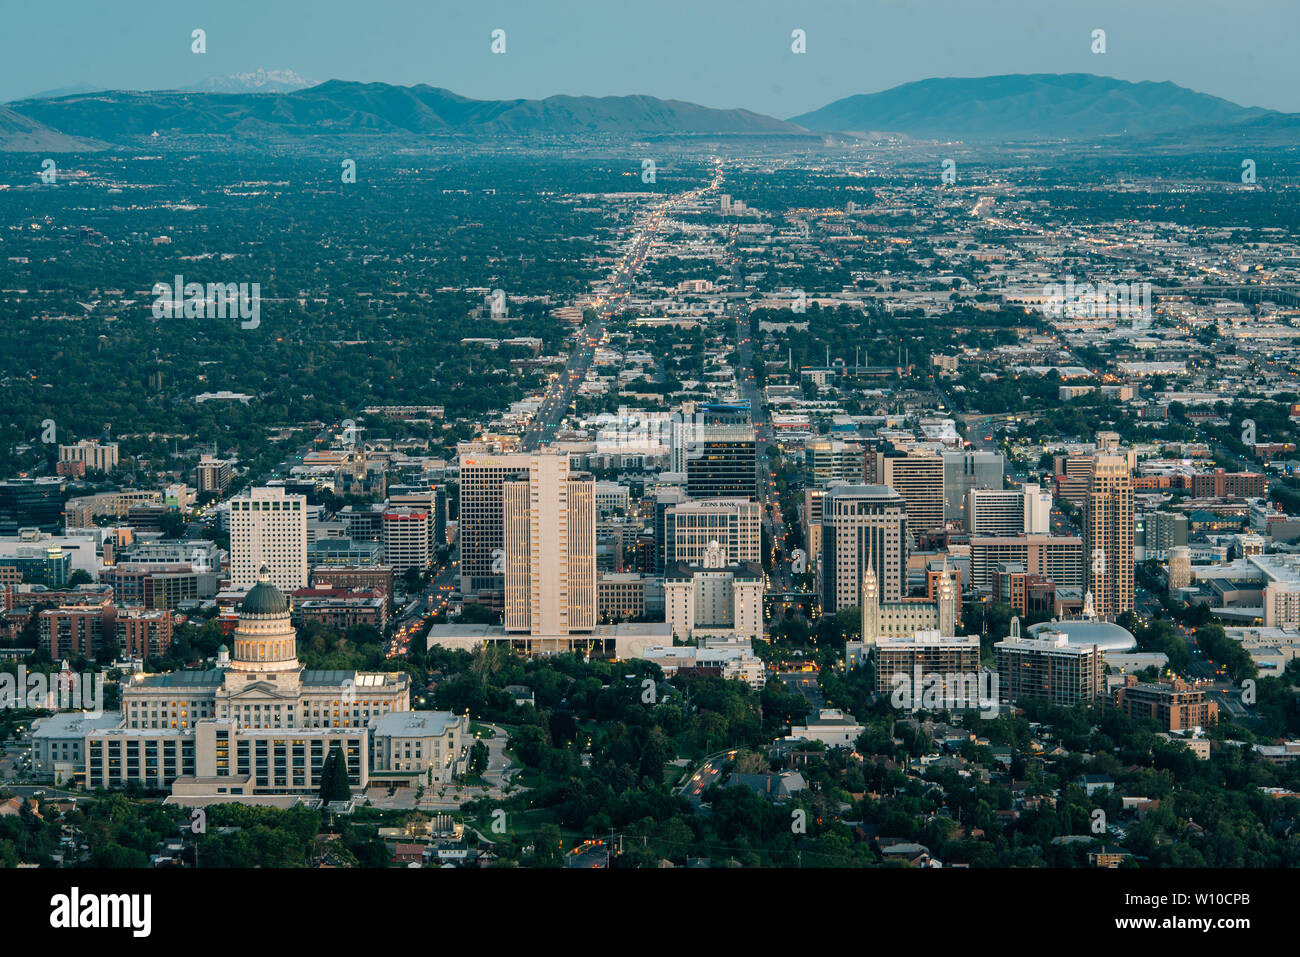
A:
[1083, 454, 1134, 618]
[229, 486, 308, 592]
[503, 454, 596, 636]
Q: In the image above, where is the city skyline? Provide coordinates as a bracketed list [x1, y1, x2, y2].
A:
[2, 0, 1298, 903]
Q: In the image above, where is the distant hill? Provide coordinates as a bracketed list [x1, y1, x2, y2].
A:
[0, 105, 104, 152]
[4, 81, 806, 147]
[7, 83, 103, 102]
[791, 74, 1279, 140]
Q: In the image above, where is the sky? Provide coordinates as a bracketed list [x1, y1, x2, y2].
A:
[2, 0, 1297, 116]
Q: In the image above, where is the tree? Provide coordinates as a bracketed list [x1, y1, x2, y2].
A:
[319, 745, 352, 803]
[468, 740, 489, 776]
[535, 823, 564, 867]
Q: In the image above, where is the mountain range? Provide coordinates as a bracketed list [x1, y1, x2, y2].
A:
[184, 68, 320, 95]
[3, 74, 1294, 151]
[4, 80, 802, 148]
[789, 73, 1278, 139]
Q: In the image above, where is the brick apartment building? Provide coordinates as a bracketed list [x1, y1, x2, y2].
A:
[1112, 675, 1218, 731]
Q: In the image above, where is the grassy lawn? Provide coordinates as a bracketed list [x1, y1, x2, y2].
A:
[471, 806, 585, 848]
[511, 766, 545, 788]
[470, 722, 496, 739]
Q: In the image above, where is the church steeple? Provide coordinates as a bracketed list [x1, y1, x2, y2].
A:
[860, 557, 880, 644]
[938, 558, 957, 637]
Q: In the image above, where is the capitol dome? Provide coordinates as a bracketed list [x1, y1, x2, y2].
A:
[241, 566, 290, 616]
[230, 566, 299, 673]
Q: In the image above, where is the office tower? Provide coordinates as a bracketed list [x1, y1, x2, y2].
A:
[340, 503, 386, 542]
[685, 431, 757, 499]
[968, 535, 1083, 591]
[877, 451, 945, 540]
[503, 455, 596, 635]
[665, 498, 761, 567]
[671, 404, 751, 472]
[674, 405, 757, 499]
[389, 483, 446, 555]
[1023, 482, 1052, 535]
[458, 452, 535, 601]
[820, 485, 907, 612]
[966, 483, 1052, 537]
[595, 481, 631, 517]
[1084, 454, 1134, 619]
[382, 507, 431, 575]
[804, 438, 866, 485]
[966, 488, 1026, 536]
[802, 484, 842, 572]
[942, 451, 1004, 523]
[229, 486, 308, 591]
[652, 487, 687, 574]
[0, 478, 66, 534]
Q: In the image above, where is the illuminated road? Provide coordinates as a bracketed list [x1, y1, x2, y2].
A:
[522, 171, 723, 451]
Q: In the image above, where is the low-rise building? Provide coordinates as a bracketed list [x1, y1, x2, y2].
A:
[787, 708, 864, 749]
[1111, 675, 1218, 731]
[369, 710, 468, 787]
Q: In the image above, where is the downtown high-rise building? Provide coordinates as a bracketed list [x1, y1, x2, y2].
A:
[820, 484, 907, 612]
[804, 438, 867, 485]
[388, 484, 446, 557]
[1023, 482, 1053, 535]
[664, 498, 762, 567]
[673, 405, 757, 500]
[876, 451, 945, 541]
[1139, 510, 1188, 561]
[458, 452, 534, 603]
[968, 534, 1083, 592]
[1083, 454, 1135, 619]
[503, 455, 596, 636]
[652, 487, 688, 575]
[229, 486, 308, 591]
[965, 488, 1026, 537]
[942, 450, 1004, 523]
[382, 507, 431, 575]
[966, 482, 1053, 536]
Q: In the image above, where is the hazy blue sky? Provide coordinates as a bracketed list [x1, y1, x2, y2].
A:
[3, 0, 1296, 114]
